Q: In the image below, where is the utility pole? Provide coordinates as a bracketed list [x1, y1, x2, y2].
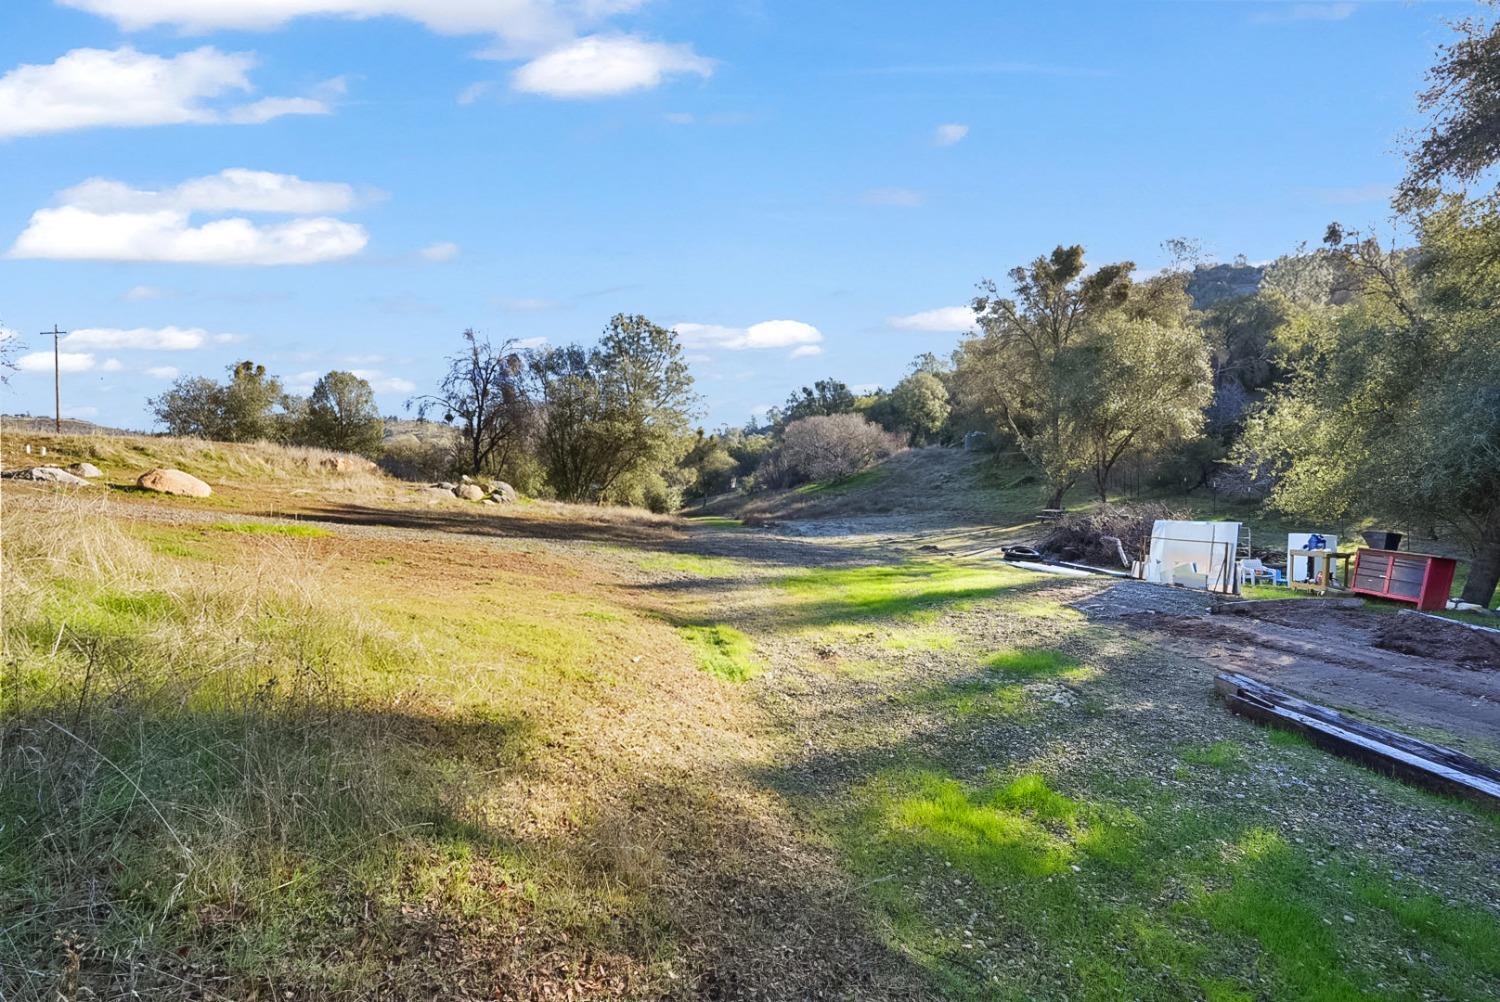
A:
[44, 325, 65, 432]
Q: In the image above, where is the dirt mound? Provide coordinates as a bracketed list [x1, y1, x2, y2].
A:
[1375, 615, 1500, 669]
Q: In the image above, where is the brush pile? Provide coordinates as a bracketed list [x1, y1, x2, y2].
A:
[1038, 503, 1188, 568]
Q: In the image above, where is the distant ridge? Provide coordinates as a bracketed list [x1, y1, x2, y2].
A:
[1186, 261, 1266, 308]
[1, 414, 142, 436]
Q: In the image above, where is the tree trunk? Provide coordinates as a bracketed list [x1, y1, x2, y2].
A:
[1461, 534, 1500, 607]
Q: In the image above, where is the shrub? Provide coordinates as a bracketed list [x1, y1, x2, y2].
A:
[378, 431, 455, 481]
[761, 414, 906, 487]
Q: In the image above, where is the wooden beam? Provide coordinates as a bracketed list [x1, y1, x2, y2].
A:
[1214, 672, 1500, 810]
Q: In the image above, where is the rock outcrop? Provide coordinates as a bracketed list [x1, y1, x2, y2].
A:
[136, 468, 212, 497]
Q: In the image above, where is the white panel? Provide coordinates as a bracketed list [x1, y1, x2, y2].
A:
[1144, 520, 1242, 592]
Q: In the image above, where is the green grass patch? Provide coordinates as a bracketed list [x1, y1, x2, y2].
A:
[677, 623, 757, 682]
[834, 764, 1500, 1001]
[210, 521, 332, 537]
[881, 627, 960, 652]
[982, 647, 1079, 679]
[777, 561, 1033, 627]
[792, 467, 886, 495]
[637, 552, 739, 577]
[1180, 740, 1246, 771]
[685, 515, 745, 529]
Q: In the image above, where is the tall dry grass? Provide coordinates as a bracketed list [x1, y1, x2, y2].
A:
[1, 429, 390, 493]
[0, 495, 427, 997]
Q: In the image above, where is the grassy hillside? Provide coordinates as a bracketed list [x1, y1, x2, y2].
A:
[2, 428, 383, 486]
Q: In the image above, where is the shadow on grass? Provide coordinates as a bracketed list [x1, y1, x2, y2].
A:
[0, 693, 929, 1001]
[286, 502, 877, 570]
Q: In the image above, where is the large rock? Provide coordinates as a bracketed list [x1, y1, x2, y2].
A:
[2, 466, 92, 486]
[419, 486, 454, 503]
[136, 468, 212, 497]
[454, 483, 486, 501]
[488, 481, 518, 503]
[67, 462, 103, 478]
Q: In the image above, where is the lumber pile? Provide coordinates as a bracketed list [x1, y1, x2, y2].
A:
[1214, 672, 1500, 810]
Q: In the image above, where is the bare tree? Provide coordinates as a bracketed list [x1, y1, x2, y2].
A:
[412, 330, 533, 477]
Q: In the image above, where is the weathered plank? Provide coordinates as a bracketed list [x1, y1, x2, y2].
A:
[1214, 671, 1500, 810]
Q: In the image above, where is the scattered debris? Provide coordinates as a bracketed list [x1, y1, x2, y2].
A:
[1039, 503, 1187, 568]
[1215, 672, 1500, 810]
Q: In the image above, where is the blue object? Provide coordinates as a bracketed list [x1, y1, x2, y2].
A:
[1306, 534, 1327, 550]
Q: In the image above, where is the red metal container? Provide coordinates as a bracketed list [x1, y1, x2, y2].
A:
[1348, 548, 1458, 612]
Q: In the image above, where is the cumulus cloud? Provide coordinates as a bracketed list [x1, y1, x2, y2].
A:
[790, 345, 823, 359]
[9, 169, 369, 265]
[887, 306, 976, 332]
[18, 351, 95, 372]
[0, 47, 335, 139]
[61, 169, 361, 214]
[932, 122, 968, 146]
[512, 35, 712, 98]
[420, 241, 461, 261]
[145, 365, 180, 379]
[122, 284, 166, 301]
[676, 319, 823, 353]
[64, 326, 211, 350]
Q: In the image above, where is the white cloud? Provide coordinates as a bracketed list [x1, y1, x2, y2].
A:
[351, 368, 417, 393]
[10, 169, 369, 265]
[61, 169, 360, 214]
[675, 319, 823, 351]
[933, 122, 968, 146]
[100, 357, 125, 371]
[859, 187, 925, 208]
[60, 0, 592, 40]
[512, 35, 712, 98]
[790, 345, 823, 359]
[64, 326, 211, 350]
[0, 47, 333, 139]
[420, 241, 460, 261]
[887, 306, 976, 332]
[18, 351, 95, 372]
[222, 95, 329, 124]
[122, 284, 165, 300]
[145, 365, 180, 379]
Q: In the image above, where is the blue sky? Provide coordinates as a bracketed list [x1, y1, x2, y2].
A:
[0, 0, 1468, 430]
